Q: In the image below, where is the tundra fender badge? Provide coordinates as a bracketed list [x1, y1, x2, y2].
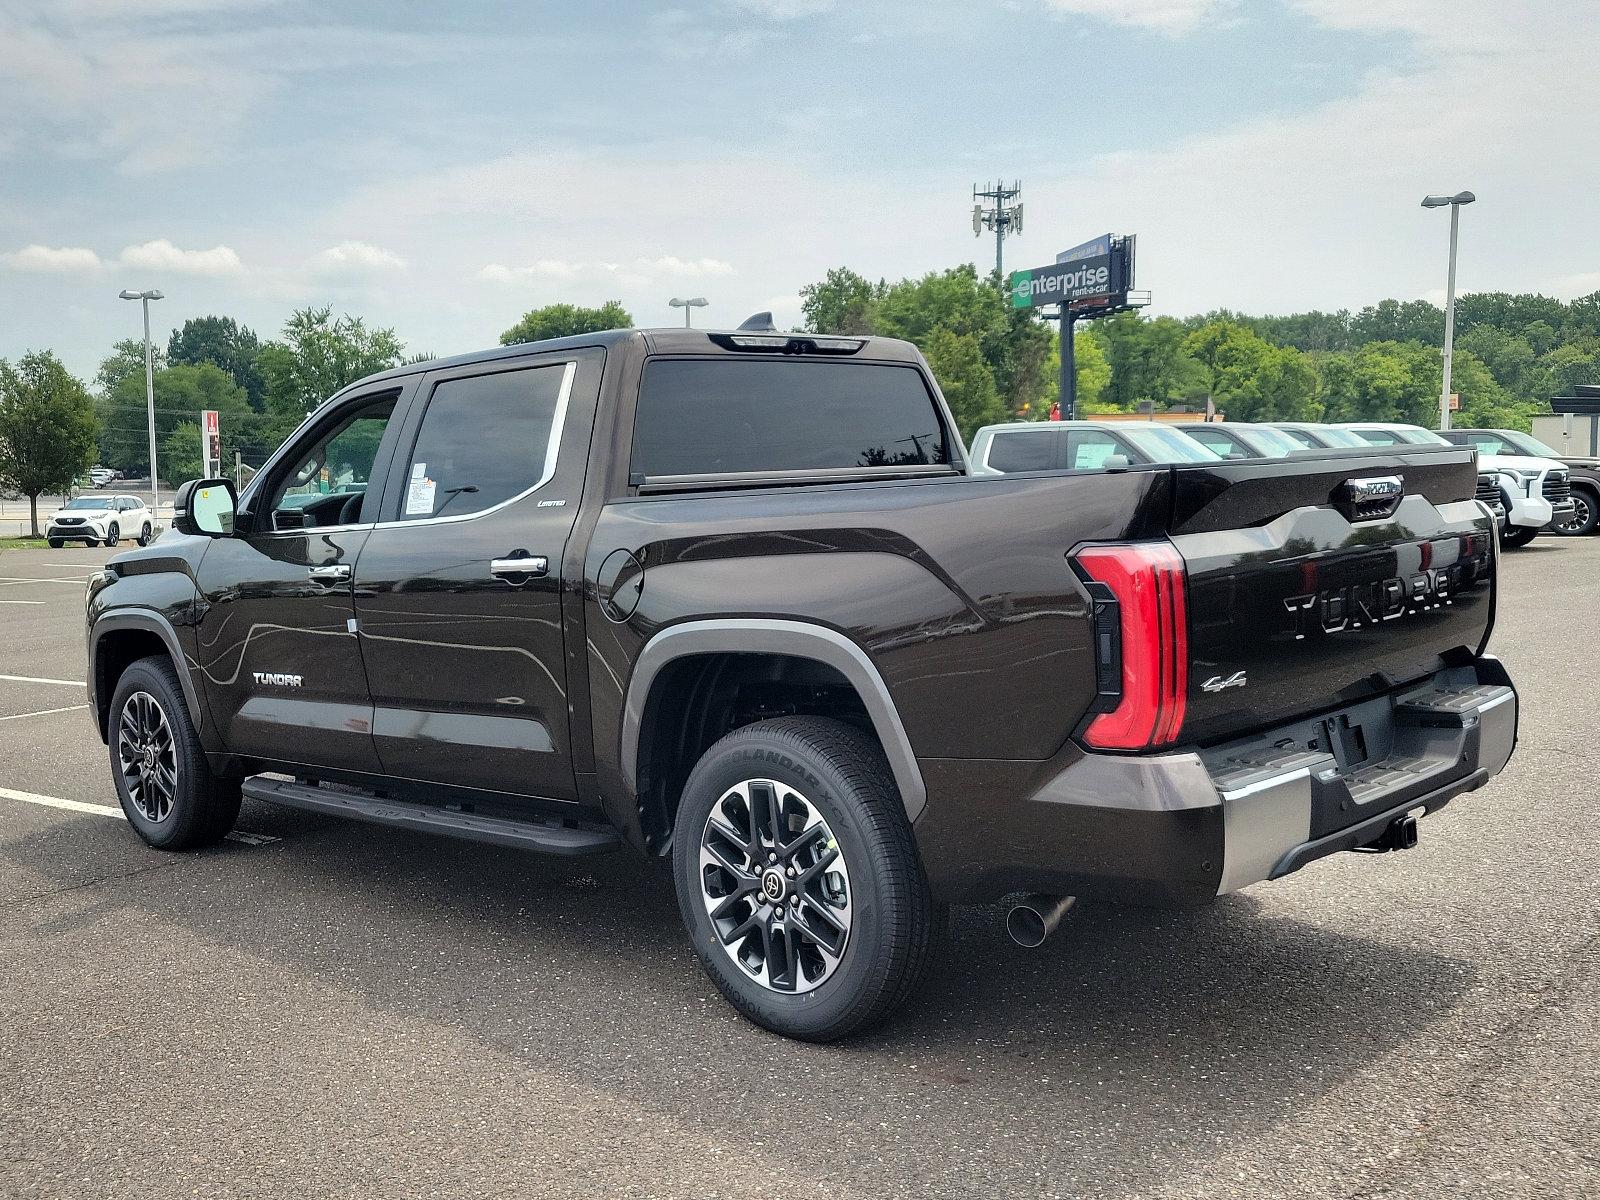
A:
[252, 672, 303, 687]
[1201, 670, 1247, 694]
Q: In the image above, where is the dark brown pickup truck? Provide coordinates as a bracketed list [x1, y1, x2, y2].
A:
[85, 322, 1518, 1040]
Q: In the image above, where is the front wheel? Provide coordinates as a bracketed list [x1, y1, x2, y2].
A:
[672, 716, 935, 1042]
[109, 656, 240, 850]
[1553, 490, 1598, 537]
[1502, 524, 1538, 548]
[104, 522, 120, 547]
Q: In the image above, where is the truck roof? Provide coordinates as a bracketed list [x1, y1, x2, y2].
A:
[333, 327, 926, 402]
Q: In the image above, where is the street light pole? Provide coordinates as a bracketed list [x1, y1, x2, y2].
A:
[1422, 191, 1474, 431]
[669, 297, 709, 327]
[119, 288, 164, 515]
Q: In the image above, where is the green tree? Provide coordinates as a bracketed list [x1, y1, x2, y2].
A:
[1039, 327, 1112, 416]
[921, 329, 1006, 441]
[167, 316, 265, 410]
[0, 351, 99, 535]
[1350, 299, 1444, 346]
[162, 420, 205, 483]
[1184, 321, 1319, 421]
[99, 363, 255, 479]
[257, 306, 406, 440]
[95, 338, 165, 397]
[1098, 313, 1207, 411]
[1542, 342, 1598, 397]
[800, 268, 884, 335]
[1315, 341, 1439, 424]
[499, 301, 632, 346]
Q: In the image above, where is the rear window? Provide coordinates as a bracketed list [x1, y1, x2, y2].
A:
[986, 429, 1061, 473]
[632, 359, 950, 478]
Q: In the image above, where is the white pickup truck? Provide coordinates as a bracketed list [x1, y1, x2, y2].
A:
[1342, 423, 1573, 547]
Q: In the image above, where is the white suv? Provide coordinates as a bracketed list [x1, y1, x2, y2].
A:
[45, 494, 154, 548]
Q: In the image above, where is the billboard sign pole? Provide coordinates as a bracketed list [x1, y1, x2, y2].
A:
[202, 409, 221, 479]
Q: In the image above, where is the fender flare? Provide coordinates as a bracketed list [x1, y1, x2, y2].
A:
[620, 618, 927, 822]
[90, 610, 208, 740]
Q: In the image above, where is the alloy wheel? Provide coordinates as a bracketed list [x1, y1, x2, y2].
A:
[698, 779, 853, 994]
[116, 690, 178, 823]
[1555, 492, 1594, 535]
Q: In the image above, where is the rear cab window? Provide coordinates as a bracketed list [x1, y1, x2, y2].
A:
[630, 358, 952, 484]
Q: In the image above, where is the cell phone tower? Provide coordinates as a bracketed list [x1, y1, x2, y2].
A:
[972, 181, 1023, 280]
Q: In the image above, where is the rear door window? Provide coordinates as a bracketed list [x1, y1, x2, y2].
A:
[1187, 428, 1247, 458]
[397, 364, 570, 521]
[631, 359, 950, 478]
[986, 429, 1062, 473]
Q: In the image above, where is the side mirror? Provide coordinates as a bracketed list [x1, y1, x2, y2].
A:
[173, 478, 237, 537]
[1102, 454, 1131, 470]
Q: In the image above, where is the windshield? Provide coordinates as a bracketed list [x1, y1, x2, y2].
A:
[1119, 425, 1222, 463]
[1240, 427, 1304, 456]
[1311, 426, 1368, 448]
[1397, 426, 1452, 445]
[64, 497, 106, 510]
[1501, 431, 1561, 457]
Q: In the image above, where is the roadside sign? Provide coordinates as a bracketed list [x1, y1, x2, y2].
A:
[1010, 234, 1134, 311]
[202, 410, 221, 478]
[1056, 234, 1111, 264]
[1448, 393, 1461, 412]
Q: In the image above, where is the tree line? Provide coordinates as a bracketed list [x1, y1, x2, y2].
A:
[800, 267, 1600, 437]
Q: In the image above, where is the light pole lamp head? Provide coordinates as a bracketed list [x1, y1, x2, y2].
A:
[118, 288, 164, 300]
[668, 297, 708, 308]
[1421, 191, 1476, 208]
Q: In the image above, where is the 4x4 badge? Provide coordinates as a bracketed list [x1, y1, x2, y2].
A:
[1201, 670, 1247, 694]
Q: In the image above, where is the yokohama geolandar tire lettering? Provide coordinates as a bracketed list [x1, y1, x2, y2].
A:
[671, 716, 935, 1042]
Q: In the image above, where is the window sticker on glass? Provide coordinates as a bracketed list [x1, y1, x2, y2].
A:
[405, 462, 436, 515]
[1072, 440, 1119, 470]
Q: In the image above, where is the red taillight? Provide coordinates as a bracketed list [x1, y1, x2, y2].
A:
[1075, 542, 1189, 750]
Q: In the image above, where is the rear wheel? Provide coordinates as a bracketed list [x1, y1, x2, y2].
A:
[137, 522, 153, 546]
[109, 656, 240, 850]
[672, 716, 935, 1042]
[1553, 489, 1598, 537]
[1502, 525, 1538, 548]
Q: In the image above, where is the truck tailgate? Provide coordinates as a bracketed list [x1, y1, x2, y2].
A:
[1167, 449, 1495, 745]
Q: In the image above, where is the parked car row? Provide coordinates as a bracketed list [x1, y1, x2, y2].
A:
[970, 418, 1583, 547]
[44, 494, 154, 547]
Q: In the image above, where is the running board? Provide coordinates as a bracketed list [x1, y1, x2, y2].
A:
[240, 776, 622, 856]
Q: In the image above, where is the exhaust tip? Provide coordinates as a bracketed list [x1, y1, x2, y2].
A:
[1006, 905, 1049, 948]
[1005, 895, 1076, 948]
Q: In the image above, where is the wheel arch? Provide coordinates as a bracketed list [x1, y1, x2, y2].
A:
[622, 620, 927, 852]
[90, 612, 208, 746]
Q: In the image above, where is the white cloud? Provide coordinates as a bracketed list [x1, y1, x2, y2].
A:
[639, 255, 736, 277]
[117, 239, 244, 275]
[1038, 0, 1238, 36]
[305, 240, 407, 278]
[1, 244, 103, 272]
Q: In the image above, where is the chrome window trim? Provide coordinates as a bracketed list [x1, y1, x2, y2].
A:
[375, 359, 577, 531]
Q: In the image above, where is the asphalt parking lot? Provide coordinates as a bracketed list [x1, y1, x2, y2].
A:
[1, 539, 1596, 1199]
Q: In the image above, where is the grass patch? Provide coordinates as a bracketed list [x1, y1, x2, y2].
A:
[0, 536, 53, 550]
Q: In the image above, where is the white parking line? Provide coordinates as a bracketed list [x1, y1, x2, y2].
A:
[0, 704, 89, 722]
[0, 784, 280, 845]
[0, 599, 43, 605]
[0, 674, 86, 687]
[0, 577, 88, 586]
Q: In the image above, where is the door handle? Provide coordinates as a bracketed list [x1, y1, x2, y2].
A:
[308, 564, 352, 584]
[490, 555, 548, 581]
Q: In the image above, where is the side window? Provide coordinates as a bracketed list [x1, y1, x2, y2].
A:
[266, 394, 398, 531]
[986, 430, 1061, 473]
[397, 363, 569, 522]
[1067, 430, 1124, 469]
[1468, 435, 1510, 454]
[1279, 429, 1316, 449]
[1188, 429, 1245, 459]
[1359, 430, 1401, 446]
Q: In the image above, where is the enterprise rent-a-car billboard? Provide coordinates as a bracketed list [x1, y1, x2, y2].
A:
[1009, 234, 1129, 310]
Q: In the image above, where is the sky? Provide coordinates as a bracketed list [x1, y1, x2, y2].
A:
[2, 0, 1597, 380]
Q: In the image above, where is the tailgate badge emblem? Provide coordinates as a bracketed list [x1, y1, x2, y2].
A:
[1338, 475, 1404, 521]
[1201, 670, 1247, 694]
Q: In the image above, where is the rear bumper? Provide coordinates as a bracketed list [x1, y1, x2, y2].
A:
[914, 657, 1517, 905]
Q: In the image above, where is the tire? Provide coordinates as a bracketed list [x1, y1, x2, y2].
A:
[108, 656, 241, 850]
[672, 716, 935, 1042]
[105, 522, 119, 547]
[1502, 524, 1538, 548]
[138, 522, 153, 546]
[1553, 488, 1598, 537]
[47, 538, 62, 549]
